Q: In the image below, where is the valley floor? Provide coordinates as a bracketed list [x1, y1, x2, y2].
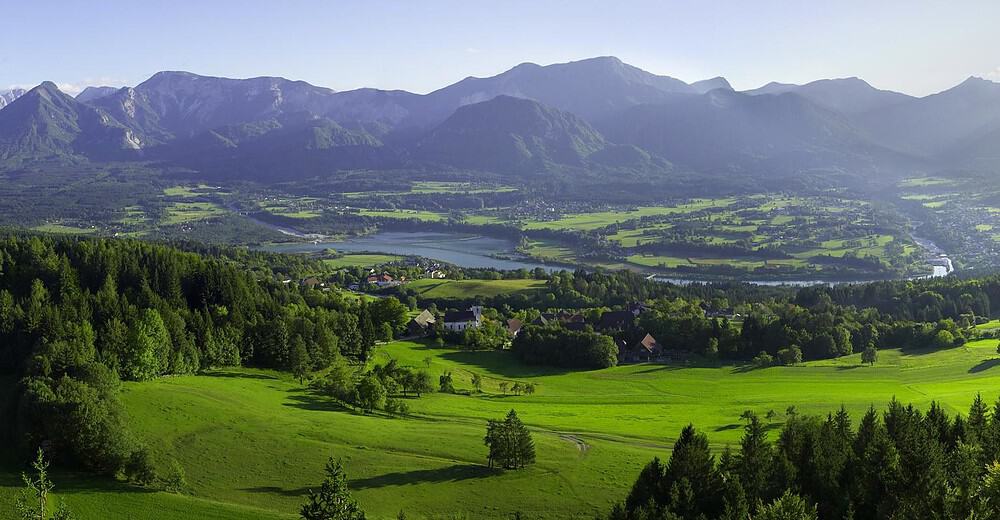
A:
[4, 339, 1000, 519]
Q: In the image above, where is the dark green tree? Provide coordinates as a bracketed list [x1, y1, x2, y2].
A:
[300, 458, 366, 520]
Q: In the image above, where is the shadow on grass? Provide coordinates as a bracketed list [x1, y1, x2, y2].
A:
[715, 422, 783, 433]
[835, 365, 865, 371]
[240, 485, 311, 498]
[629, 364, 685, 374]
[438, 350, 573, 378]
[205, 371, 279, 380]
[349, 464, 499, 490]
[969, 358, 1000, 373]
[283, 388, 359, 414]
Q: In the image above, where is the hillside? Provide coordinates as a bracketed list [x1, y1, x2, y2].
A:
[598, 89, 909, 176]
[0, 82, 140, 163]
[2, 59, 1000, 183]
[3, 339, 998, 519]
[413, 95, 609, 174]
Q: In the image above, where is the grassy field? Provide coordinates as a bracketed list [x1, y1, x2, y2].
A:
[163, 202, 228, 225]
[32, 223, 96, 234]
[404, 278, 548, 299]
[357, 209, 447, 222]
[3, 339, 1000, 519]
[522, 200, 735, 232]
[323, 254, 404, 269]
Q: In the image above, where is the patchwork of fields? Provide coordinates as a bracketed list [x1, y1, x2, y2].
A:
[4, 339, 1000, 519]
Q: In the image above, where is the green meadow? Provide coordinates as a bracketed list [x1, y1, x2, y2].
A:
[404, 278, 548, 299]
[4, 339, 1000, 519]
[163, 202, 228, 225]
[323, 254, 405, 269]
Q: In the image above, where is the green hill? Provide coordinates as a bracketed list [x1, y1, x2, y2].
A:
[5, 339, 1000, 519]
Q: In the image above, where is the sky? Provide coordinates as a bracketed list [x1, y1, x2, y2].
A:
[2, 0, 999, 97]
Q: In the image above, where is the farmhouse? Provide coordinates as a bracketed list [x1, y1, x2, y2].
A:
[366, 272, 403, 288]
[619, 333, 662, 363]
[597, 310, 635, 331]
[300, 277, 323, 289]
[507, 318, 523, 337]
[407, 309, 436, 337]
[444, 306, 482, 332]
[628, 302, 651, 316]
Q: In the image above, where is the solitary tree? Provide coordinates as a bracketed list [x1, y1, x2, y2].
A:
[356, 374, 386, 413]
[485, 410, 535, 469]
[499, 382, 509, 395]
[17, 449, 74, 520]
[522, 382, 536, 396]
[471, 373, 483, 393]
[862, 344, 878, 366]
[300, 458, 366, 520]
[439, 371, 455, 393]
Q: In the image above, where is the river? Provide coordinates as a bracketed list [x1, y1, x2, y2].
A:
[260, 230, 953, 286]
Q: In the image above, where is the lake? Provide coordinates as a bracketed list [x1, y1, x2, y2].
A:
[262, 232, 558, 272]
[262, 231, 953, 286]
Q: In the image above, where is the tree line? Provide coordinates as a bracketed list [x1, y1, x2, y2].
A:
[609, 395, 1000, 520]
[0, 233, 408, 480]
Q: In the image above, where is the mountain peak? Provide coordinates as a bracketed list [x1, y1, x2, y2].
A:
[691, 76, 733, 94]
[76, 86, 119, 103]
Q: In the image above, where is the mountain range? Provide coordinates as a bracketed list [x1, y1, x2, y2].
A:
[1, 56, 998, 182]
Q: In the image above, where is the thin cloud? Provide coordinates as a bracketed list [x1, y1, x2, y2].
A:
[988, 67, 1000, 81]
[6, 76, 127, 95]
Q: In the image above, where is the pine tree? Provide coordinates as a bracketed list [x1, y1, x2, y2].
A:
[290, 337, 311, 385]
[738, 412, 773, 508]
[967, 393, 988, 445]
[300, 458, 366, 520]
[756, 490, 818, 520]
[663, 424, 721, 517]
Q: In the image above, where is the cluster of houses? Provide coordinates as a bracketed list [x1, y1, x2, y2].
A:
[405, 301, 667, 365]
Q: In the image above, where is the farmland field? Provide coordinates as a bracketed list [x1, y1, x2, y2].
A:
[323, 253, 405, 268]
[4, 339, 1000, 519]
[163, 202, 228, 225]
[404, 278, 548, 299]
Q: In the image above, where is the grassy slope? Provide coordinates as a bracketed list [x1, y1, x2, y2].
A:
[323, 254, 404, 269]
[4, 339, 1000, 519]
[404, 279, 548, 299]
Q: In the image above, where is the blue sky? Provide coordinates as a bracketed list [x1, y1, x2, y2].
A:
[2, 0, 998, 96]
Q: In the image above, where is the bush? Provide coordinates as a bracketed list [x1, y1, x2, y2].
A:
[124, 447, 157, 486]
[752, 351, 774, 369]
[776, 346, 802, 366]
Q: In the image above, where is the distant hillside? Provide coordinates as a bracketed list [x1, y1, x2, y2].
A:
[155, 114, 394, 180]
[412, 95, 608, 174]
[2, 58, 1000, 183]
[0, 82, 139, 163]
[598, 89, 907, 176]
[90, 72, 341, 145]
[744, 78, 912, 114]
[75, 86, 119, 103]
[859, 77, 1000, 157]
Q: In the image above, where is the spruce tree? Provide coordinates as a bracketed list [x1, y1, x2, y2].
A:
[300, 458, 366, 520]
